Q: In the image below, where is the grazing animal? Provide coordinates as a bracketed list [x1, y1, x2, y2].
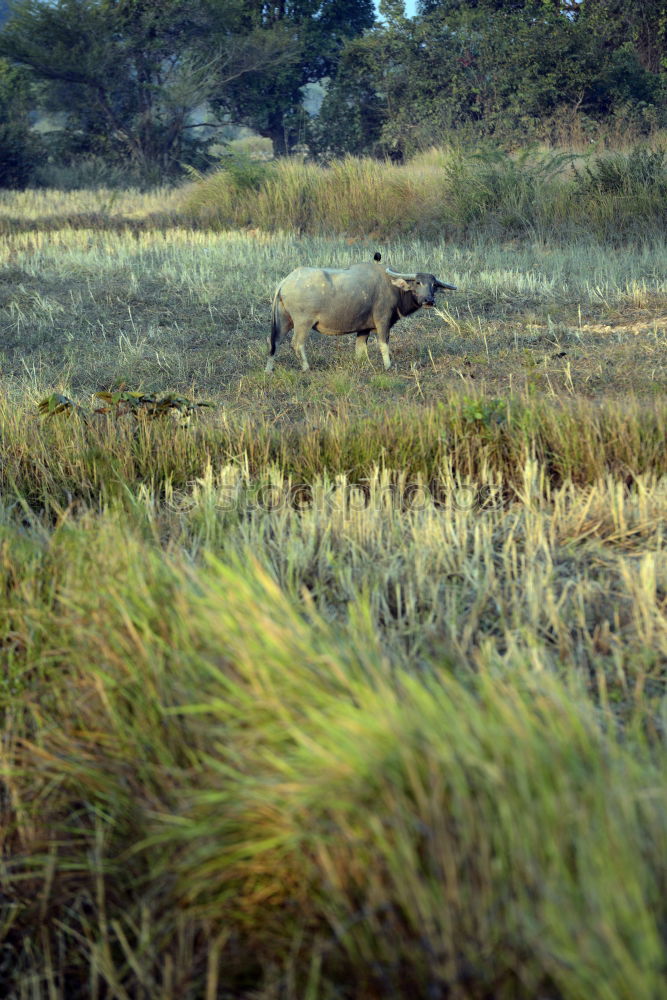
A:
[265, 255, 457, 372]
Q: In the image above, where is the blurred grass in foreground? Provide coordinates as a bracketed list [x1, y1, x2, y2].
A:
[2, 508, 667, 999]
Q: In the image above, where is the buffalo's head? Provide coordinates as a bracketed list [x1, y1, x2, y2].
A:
[386, 269, 457, 307]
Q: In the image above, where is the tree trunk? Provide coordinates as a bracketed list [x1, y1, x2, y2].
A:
[264, 109, 288, 156]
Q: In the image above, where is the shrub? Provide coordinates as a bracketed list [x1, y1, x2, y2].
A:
[576, 145, 667, 196]
[0, 58, 37, 189]
[572, 146, 667, 240]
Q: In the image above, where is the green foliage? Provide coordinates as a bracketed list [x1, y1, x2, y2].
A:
[308, 35, 387, 159]
[587, 42, 664, 112]
[0, 56, 36, 187]
[571, 145, 667, 240]
[0, 0, 375, 178]
[1, 0, 665, 181]
[0, 0, 346, 177]
[31, 154, 155, 191]
[461, 394, 506, 426]
[210, 0, 375, 155]
[217, 150, 275, 192]
[317, 0, 666, 159]
[577, 145, 667, 195]
[576, 0, 667, 77]
[0, 0, 216, 177]
[442, 146, 578, 234]
[37, 392, 87, 419]
[93, 390, 215, 419]
[38, 389, 215, 422]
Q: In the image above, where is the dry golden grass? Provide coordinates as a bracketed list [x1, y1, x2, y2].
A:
[183, 145, 667, 243]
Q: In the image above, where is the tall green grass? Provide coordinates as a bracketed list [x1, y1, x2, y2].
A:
[183, 146, 667, 242]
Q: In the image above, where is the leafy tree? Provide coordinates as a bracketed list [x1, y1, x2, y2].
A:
[308, 33, 387, 158]
[0, 0, 375, 172]
[0, 0, 298, 175]
[205, 0, 375, 154]
[584, 41, 663, 115]
[317, 2, 591, 157]
[575, 0, 667, 75]
[0, 55, 37, 186]
[418, 0, 580, 12]
[317, 0, 665, 159]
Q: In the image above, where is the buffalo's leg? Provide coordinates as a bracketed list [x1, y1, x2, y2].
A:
[355, 331, 371, 361]
[377, 328, 391, 370]
[292, 325, 311, 372]
[265, 340, 276, 373]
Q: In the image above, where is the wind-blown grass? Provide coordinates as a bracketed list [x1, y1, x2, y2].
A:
[2, 397, 667, 998]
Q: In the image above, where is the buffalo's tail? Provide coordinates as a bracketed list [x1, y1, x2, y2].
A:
[266, 285, 284, 372]
[269, 285, 281, 357]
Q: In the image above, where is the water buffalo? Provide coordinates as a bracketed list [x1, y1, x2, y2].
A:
[265, 256, 457, 372]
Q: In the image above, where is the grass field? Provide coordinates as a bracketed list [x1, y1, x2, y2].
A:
[1, 165, 667, 999]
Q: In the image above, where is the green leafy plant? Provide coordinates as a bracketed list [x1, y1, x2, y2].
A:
[37, 392, 88, 419]
[218, 151, 275, 193]
[461, 395, 507, 427]
[94, 390, 215, 419]
[38, 390, 215, 422]
[576, 145, 667, 195]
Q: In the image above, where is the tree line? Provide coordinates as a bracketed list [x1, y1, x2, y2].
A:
[0, 0, 665, 187]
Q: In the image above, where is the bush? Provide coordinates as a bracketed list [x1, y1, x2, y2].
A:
[0, 120, 37, 188]
[31, 154, 156, 191]
[572, 145, 667, 241]
[441, 147, 576, 236]
[576, 145, 667, 196]
[0, 58, 37, 189]
[217, 150, 276, 192]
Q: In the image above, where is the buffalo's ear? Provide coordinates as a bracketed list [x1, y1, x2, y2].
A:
[390, 277, 411, 291]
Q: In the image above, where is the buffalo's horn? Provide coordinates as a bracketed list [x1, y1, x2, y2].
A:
[386, 267, 417, 279]
[435, 278, 457, 290]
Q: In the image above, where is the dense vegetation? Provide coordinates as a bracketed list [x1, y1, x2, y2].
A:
[0, 0, 666, 186]
[184, 144, 667, 243]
